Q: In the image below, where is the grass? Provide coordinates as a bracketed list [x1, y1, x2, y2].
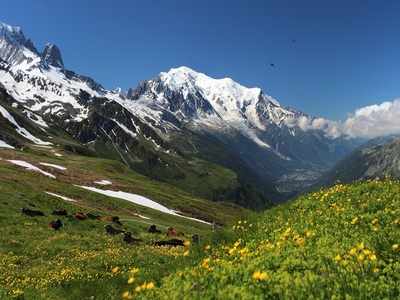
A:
[0, 145, 247, 299]
[1, 144, 399, 299]
[131, 180, 400, 300]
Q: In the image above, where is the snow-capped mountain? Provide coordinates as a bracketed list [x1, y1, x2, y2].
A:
[128, 66, 304, 147]
[127, 67, 357, 170]
[0, 21, 359, 206]
[0, 22, 112, 123]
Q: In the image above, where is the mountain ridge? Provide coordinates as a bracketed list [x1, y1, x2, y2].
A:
[0, 21, 360, 207]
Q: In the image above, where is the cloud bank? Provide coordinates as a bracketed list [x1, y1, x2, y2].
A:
[286, 98, 400, 139]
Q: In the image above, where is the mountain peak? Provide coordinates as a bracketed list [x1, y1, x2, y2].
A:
[41, 43, 64, 68]
[0, 21, 40, 65]
[0, 22, 23, 39]
[159, 66, 262, 98]
[0, 22, 37, 51]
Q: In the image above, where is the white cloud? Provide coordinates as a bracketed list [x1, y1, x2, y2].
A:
[342, 99, 400, 138]
[286, 98, 400, 139]
[285, 115, 342, 139]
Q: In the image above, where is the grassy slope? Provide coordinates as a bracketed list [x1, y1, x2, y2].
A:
[1, 142, 399, 299]
[0, 145, 247, 299]
[135, 180, 399, 300]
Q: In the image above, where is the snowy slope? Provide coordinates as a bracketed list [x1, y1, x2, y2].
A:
[127, 66, 307, 153]
[0, 22, 110, 122]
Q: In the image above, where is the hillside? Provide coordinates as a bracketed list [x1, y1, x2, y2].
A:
[316, 137, 400, 188]
[130, 180, 399, 299]
[1, 175, 399, 299]
[0, 143, 248, 299]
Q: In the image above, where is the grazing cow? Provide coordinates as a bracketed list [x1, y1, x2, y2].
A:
[167, 227, 178, 237]
[148, 224, 162, 234]
[87, 213, 99, 220]
[123, 232, 141, 244]
[49, 219, 63, 230]
[52, 209, 68, 216]
[22, 208, 44, 217]
[105, 225, 124, 235]
[112, 216, 122, 226]
[74, 212, 87, 220]
[154, 239, 184, 247]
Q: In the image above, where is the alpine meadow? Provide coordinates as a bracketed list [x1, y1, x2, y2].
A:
[0, 1, 399, 299]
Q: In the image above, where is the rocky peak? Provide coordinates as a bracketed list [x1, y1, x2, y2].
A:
[41, 43, 64, 69]
[0, 22, 40, 66]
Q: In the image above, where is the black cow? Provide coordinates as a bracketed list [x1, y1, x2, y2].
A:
[123, 232, 141, 244]
[154, 239, 184, 247]
[148, 224, 162, 234]
[105, 225, 124, 235]
[49, 219, 63, 230]
[52, 209, 68, 216]
[22, 208, 44, 217]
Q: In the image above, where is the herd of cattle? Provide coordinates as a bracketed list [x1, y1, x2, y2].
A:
[21, 207, 200, 247]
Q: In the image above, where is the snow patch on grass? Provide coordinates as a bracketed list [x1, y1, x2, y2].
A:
[94, 180, 112, 185]
[45, 192, 77, 202]
[0, 139, 14, 149]
[77, 185, 210, 225]
[39, 162, 67, 171]
[7, 160, 56, 178]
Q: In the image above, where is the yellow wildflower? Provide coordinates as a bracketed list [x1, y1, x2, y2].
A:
[369, 254, 377, 261]
[392, 244, 399, 251]
[351, 217, 359, 225]
[305, 230, 312, 237]
[146, 282, 155, 289]
[111, 267, 120, 274]
[129, 267, 139, 274]
[128, 277, 135, 284]
[252, 271, 269, 281]
[122, 291, 132, 299]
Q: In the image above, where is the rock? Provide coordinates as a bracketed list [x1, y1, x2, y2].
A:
[41, 43, 64, 69]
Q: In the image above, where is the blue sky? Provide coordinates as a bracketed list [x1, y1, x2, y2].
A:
[1, 0, 400, 120]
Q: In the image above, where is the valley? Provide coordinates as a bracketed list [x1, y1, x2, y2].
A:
[0, 18, 399, 300]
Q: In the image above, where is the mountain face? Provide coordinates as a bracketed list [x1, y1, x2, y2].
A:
[127, 67, 359, 193]
[41, 43, 64, 69]
[0, 21, 360, 208]
[315, 136, 400, 187]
